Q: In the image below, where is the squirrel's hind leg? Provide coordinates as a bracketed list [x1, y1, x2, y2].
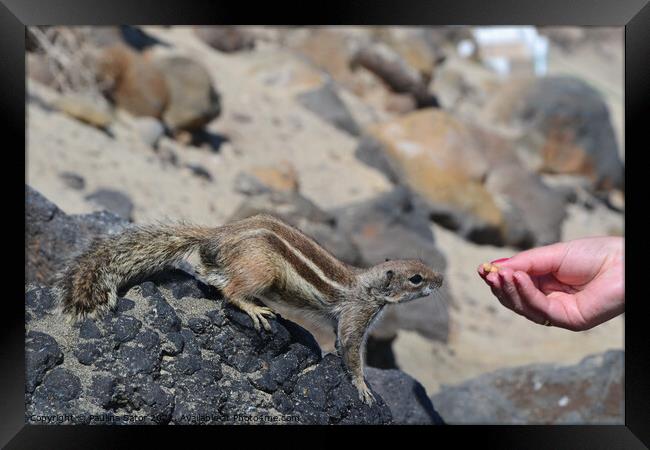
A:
[200, 273, 276, 331]
[197, 265, 276, 331]
[200, 240, 279, 332]
[215, 258, 278, 332]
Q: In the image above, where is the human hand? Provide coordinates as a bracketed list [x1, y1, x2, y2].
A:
[477, 237, 624, 331]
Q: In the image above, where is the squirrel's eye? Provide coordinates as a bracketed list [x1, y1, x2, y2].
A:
[409, 274, 423, 285]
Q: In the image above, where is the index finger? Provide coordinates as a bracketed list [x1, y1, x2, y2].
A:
[497, 242, 569, 276]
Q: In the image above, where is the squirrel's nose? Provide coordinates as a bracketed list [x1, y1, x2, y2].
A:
[430, 273, 443, 288]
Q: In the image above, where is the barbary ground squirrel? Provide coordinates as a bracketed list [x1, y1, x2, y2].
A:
[58, 214, 443, 404]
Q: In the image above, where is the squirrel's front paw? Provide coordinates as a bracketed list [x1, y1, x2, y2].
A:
[354, 379, 375, 406]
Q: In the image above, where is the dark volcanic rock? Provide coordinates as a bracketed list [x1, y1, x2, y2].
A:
[366, 368, 444, 424]
[485, 76, 624, 191]
[431, 350, 623, 424]
[148, 268, 220, 300]
[334, 187, 445, 267]
[74, 342, 103, 365]
[78, 319, 103, 339]
[116, 297, 136, 313]
[112, 315, 142, 343]
[26, 185, 128, 285]
[25, 273, 399, 424]
[34, 367, 82, 402]
[296, 83, 360, 136]
[25, 285, 57, 320]
[289, 355, 391, 424]
[85, 188, 134, 222]
[355, 134, 400, 184]
[485, 162, 567, 248]
[25, 330, 64, 394]
[59, 171, 86, 190]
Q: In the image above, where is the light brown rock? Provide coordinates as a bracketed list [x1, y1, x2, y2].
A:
[372, 27, 440, 80]
[249, 163, 300, 194]
[287, 28, 355, 87]
[156, 56, 221, 131]
[367, 109, 503, 232]
[351, 42, 437, 107]
[384, 92, 417, 115]
[482, 76, 623, 191]
[54, 94, 114, 129]
[97, 44, 170, 118]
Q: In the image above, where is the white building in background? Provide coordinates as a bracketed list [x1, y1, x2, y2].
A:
[458, 26, 549, 77]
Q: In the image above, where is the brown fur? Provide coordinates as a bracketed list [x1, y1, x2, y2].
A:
[58, 214, 443, 404]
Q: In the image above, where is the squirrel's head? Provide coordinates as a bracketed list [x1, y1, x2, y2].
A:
[363, 259, 443, 304]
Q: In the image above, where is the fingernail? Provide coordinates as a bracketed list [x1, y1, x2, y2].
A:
[491, 257, 510, 264]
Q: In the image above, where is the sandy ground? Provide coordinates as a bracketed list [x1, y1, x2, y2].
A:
[26, 26, 625, 398]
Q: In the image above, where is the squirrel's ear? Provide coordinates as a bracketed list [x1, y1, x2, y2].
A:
[382, 270, 394, 290]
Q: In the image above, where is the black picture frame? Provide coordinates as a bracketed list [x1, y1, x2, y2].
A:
[5, 0, 647, 447]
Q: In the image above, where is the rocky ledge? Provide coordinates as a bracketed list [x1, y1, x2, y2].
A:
[431, 350, 623, 424]
[25, 185, 441, 425]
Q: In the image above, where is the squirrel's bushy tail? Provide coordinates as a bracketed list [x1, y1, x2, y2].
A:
[58, 223, 210, 320]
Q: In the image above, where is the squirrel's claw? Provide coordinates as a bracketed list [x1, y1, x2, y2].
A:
[245, 305, 276, 332]
[355, 379, 375, 406]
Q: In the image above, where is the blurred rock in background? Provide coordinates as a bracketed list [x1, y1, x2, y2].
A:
[431, 350, 623, 424]
[194, 26, 256, 53]
[97, 44, 170, 118]
[156, 55, 221, 133]
[483, 76, 623, 192]
[356, 108, 569, 248]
